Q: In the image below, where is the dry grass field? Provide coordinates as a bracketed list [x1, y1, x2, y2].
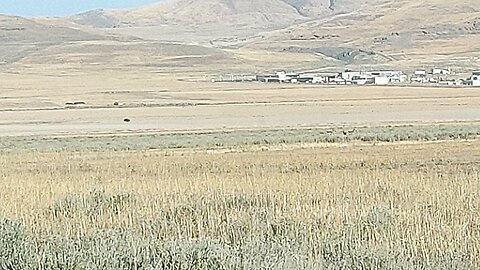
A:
[0, 140, 479, 269]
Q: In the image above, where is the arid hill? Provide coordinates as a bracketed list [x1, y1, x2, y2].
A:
[69, 0, 394, 29]
[1, 0, 479, 72]
[250, 0, 480, 69]
[0, 15, 100, 44]
[0, 14, 104, 66]
[71, 0, 314, 29]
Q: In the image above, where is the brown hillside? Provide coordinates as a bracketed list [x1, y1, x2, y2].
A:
[70, 0, 311, 29]
[0, 15, 100, 44]
[1, 0, 479, 71]
[244, 0, 480, 69]
[0, 15, 103, 66]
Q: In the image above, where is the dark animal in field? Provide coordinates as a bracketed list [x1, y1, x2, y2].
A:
[343, 128, 356, 136]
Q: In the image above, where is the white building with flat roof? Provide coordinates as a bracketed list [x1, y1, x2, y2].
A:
[414, 70, 427, 76]
[341, 70, 406, 85]
[374, 77, 390, 85]
[432, 68, 451, 75]
[472, 75, 480, 86]
[466, 72, 480, 86]
[341, 71, 363, 81]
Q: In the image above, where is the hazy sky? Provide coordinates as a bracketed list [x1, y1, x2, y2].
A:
[0, 0, 160, 17]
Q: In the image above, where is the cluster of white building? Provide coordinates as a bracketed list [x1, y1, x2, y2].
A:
[411, 69, 480, 86]
[213, 69, 480, 87]
[254, 70, 407, 85]
[338, 70, 407, 85]
[410, 68, 452, 84]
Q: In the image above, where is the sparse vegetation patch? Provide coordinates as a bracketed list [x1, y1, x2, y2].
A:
[1, 124, 479, 152]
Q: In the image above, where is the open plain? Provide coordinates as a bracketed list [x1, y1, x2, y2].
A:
[1, 71, 480, 137]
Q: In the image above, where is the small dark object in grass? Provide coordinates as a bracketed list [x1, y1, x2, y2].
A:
[65, 101, 85, 106]
[114, 102, 119, 106]
[123, 118, 131, 123]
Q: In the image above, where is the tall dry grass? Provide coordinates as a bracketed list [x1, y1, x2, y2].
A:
[0, 140, 479, 269]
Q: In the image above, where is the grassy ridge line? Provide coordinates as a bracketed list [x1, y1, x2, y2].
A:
[1, 124, 480, 152]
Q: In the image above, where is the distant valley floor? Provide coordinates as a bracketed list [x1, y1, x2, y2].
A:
[1, 83, 480, 137]
[1, 81, 479, 151]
